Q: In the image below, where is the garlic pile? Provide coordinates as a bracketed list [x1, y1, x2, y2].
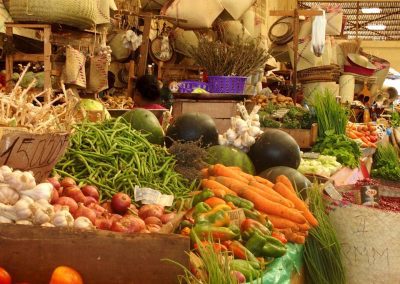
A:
[219, 103, 263, 152]
[98, 46, 112, 66]
[0, 166, 94, 230]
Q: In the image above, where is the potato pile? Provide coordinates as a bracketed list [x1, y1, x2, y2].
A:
[253, 94, 294, 108]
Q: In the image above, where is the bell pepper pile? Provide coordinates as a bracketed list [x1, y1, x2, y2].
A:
[346, 122, 378, 148]
[178, 174, 292, 282]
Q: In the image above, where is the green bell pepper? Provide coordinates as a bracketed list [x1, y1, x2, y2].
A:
[191, 224, 239, 242]
[193, 202, 211, 218]
[223, 194, 254, 210]
[228, 240, 259, 263]
[192, 189, 214, 206]
[195, 208, 230, 227]
[243, 208, 267, 225]
[240, 218, 271, 241]
[245, 231, 287, 258]
[230, 259, 261, 281]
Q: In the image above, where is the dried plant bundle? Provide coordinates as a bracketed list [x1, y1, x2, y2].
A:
[0, 64, 80, 133]
[188, 36, 270, 77]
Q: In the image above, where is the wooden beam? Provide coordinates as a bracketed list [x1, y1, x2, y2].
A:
[12, 53, 44, 62]
[269, 9, 323, 17]
[4, 22, 51, 29]
[138, 12, 152, 77]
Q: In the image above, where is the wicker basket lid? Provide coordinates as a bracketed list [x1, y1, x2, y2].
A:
[268, 17, 294, 45]
[347, 53, 377, 70]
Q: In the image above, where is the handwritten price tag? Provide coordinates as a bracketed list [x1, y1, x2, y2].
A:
[0, 129, 69, 182]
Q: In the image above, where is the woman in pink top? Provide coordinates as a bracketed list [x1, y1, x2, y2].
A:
[133, 75, 166, 110]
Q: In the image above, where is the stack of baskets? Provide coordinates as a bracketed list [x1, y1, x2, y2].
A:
[297, 65, 341, 83]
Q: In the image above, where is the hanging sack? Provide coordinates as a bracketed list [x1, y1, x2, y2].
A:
[109, 31, 132, 62]
[63, 46, 87, 89]
[219, 0, 256, 20]
[87, 54, 109, 93]
[311, 9, 326, 57]
[161, 0, 224, 29]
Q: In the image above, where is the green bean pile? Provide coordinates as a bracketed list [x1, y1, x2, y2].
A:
[54, 118, 197, 203]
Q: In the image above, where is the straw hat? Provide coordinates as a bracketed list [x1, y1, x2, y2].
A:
[347, 53, 377, 70]
[268, 17, 294, 45]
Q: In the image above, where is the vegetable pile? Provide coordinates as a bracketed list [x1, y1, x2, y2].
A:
[312, 134, 361, 168]
[259, 105, 315, 130]
[304, 184, 346, 284]
[310, 89, 361, 168]
[298, 155, 342, 177]
[54, 118, 196, 203]
[371, 143, 400, 181]
[346, 122, 378, 148]
[176, 164, 318, 283]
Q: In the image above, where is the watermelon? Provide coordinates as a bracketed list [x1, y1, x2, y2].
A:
[206, 145, 255, 174]
[77, 99, 111, 120]
[122, 109, 164, 145]
[165, 112, 218, 148]
[248, 129, 301, 174]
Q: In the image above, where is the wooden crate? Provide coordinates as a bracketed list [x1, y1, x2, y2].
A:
[172, 95, 252, 133]
[262, 123, 318, 149]
[0, 224, 189, 284]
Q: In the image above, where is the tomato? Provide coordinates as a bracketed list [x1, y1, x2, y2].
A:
[49, 266, 83, 284]
[0, 267, 11, 284]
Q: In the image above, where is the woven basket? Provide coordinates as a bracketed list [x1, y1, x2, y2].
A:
[9, 0, 96, 30]
[298, 65, 341, 83]
[208, 76, 247, 94]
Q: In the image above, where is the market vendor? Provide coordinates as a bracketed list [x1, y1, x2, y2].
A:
[133, 75, 167, 110]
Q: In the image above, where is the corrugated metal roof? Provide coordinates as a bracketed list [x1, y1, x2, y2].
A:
[298, 1, 400, 40]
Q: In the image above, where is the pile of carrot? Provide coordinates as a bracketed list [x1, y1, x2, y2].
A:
[346, 122, 378, 148]
[201, 164, 318, 244]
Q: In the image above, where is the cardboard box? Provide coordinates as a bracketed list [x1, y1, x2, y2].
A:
[0, 224, 190, 284]
[0, 128, 69, 182]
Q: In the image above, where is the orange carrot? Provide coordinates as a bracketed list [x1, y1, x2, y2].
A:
[297, 222, 311, 232]
[201, 179, 237, 197]
[209, 164, 248, 183]
[250, 186, 293, 208]
[239, 190, 307, 224]
[211, 176, 247, 195]
[276, 175, 296, 194]
[287, 233, 306, 244]
[273, 182, 318, 227]
[254, 176, 274, 187]
[247, 180, 293, 206]
[204, 197, 226, 208]
[227, 166, 242, 172]
[267, 214, 300, 231]
[201, 168, 209, 178]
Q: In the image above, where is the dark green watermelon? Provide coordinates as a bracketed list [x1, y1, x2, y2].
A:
[122, 109, 164, 145]
[248, 129, 301, 174]
[165, 112, 218, 148]
[206, 145, 255, 174]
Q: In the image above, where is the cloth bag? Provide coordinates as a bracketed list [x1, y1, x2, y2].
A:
[63, 46, 87, 88]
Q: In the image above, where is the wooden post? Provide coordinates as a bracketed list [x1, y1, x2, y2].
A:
[5, 26, 13, 89]
[43, 25, 52, 90]
[127, 60, 136, 98]
[138, 12, 152, 77]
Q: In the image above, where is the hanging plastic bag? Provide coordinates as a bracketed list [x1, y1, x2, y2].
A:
[311, 9, 326, 57]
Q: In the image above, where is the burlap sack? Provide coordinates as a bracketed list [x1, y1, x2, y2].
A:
[63, 46, 87, 88]
[109, 32, 131, 62]
[173, 28, 198, 57]
[87, 54, 109, 93]
[327, 191, 400, 284]
[162, 0, 224, 29]
[219, 20, 251, 44]
[219, 0, 256, 20]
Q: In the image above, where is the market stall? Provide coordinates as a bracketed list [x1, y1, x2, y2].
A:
[0, 0, 399, 283]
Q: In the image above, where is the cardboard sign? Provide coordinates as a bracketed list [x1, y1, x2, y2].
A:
[0, 128, 69, 182]
[228, 209, 246, 228]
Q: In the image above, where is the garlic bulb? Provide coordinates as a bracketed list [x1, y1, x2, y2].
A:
[16, 220, 33, 225]
[74, 217, 95, 230]
[35, 199, 55, 216]
[0, 184, 19, 205]
[32, 208, 51, 225]
[0, 203, 17, 221]
[20, 183, 53, 201]
[52, 208, 74, 227]
[225, 128, 237, 142]
[41, 222, 55, 227]
[233, 137, 242, 148]
[0, 215, 12, 224]
[0, 166, 12, 178]
[14, 196, 34, 220]
[4, 170, 36, 192]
